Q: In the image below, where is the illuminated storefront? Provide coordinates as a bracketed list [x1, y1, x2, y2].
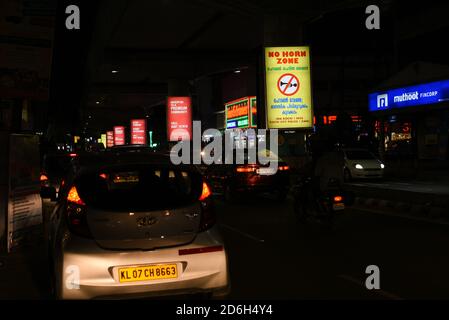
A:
[225, 96, 258, 149]
[369, 79, 449, 160]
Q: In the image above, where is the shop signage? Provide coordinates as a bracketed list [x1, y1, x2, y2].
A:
[369, 79, 449, 112]
[264, 46, 313, 129]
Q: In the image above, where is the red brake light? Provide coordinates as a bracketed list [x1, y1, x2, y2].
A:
[67, 186, 85, 205]
[66, 186, 91, 238]
[236, 166, 257, 173]
[99, 173, 108, 179]
[333, 196, 343, 202]
[279, 165, 290, 171]
[40, 174, 48, 182]
[199, 182, 212, 201]
[69, 153, 77, 158]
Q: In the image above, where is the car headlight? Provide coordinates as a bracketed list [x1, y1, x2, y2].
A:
[380, 163, 385, 169]
[355, 164, 364, 169]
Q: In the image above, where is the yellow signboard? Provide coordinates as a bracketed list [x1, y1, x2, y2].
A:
[264, 46, 313, 129]
[100, 134, 107, 148]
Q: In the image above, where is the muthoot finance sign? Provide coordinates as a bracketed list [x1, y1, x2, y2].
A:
[264, 46, 313, 129]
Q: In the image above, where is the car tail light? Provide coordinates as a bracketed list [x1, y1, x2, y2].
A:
[333, 195, 343, 203]
[66, 186, 92, 238]
[199, 181, 215, 232]
[40, 174, 48, 182]
[67, 186, 85, 205]
[69, 153, 78, 158]
[279, 165, 290, 171]
[236, 165, 258, 173]
[199, 181, 211, 201]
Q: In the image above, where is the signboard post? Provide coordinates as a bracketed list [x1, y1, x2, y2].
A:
[167, 97, 192, 141]
[131, 119, 147, 145]
[264, 46, 313, 129]
[113, 126, 125, 146]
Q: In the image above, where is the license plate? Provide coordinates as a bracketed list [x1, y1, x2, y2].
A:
[333, 203, 345, 211]
[257, 168, 276, 175]
[118, 264, 178, 283]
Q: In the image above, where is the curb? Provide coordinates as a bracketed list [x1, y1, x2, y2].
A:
[354, 196, 448, 222]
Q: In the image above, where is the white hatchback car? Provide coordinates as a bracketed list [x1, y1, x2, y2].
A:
[48, 151, 230, 299]
[342, 148, 385, 181]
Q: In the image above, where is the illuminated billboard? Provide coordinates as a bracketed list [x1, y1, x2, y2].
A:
[106, 131, 114, 148]
[167, 97, 192, 141]
[264, 46, 313, 129]
[369, 79, 449, 112]
[113, 126, 125, 146]
[225, 96, 257, 129]
[130, 119, 147, 145]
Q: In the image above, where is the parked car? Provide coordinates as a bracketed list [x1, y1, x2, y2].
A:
[40, 152, 77, 200]
[204, 148, 291, 202]
[46, 151, 230, 299]
[342, 148, 385, 181]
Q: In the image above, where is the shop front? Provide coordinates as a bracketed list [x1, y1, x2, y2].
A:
[369, 78, 449, 165]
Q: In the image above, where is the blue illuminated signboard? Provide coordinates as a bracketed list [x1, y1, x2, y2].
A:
[368, 79, 449, 112]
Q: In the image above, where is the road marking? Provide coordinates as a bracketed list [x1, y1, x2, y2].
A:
[220, 224, 265, 243]
[338, 274, 403, 300]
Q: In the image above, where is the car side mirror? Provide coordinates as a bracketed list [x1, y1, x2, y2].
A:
[41, 186, 57, 201]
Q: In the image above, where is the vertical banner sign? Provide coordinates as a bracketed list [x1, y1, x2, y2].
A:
[167, 97, 192, 141]
[113, 126, 125, 146]
[106, 131, 114, 148]
[264, 46, 313, 129]
[131, 119, 147, 145]
[100, 134, 107, 148]
[250, 96, 257, 128]
[225, 97, 250, 129]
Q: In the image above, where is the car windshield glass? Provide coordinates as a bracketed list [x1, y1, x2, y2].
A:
[75, 165, 202, 211]
[345, 150, 376, 160]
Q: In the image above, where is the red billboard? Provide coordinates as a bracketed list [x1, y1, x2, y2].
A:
[130, 119, 147, 145]
[106, 131, 114, 148]
[167, 97, 192, 141]
[113, 126, 125, 146]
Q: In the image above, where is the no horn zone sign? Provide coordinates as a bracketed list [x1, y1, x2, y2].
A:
[264, 46, 313, 129]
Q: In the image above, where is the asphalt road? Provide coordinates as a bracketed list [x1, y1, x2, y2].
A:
[2, 195, 449, 299]
[216, 194, 449, 300]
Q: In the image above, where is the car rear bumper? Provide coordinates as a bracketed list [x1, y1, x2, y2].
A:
[57, 226, 229, 299]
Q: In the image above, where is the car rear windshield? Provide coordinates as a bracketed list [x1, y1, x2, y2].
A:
[75, 165, 202, 211]
[345, 150, 376, 160]
[44, 155, 72, 176]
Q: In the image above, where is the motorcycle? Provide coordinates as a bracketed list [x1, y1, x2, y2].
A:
[293, 176, 351, 227]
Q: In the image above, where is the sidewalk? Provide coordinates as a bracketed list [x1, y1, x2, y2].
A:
[346, 179, 449, 223]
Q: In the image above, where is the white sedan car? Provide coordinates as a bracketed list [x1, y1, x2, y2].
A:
[342, 149, 385, 181]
